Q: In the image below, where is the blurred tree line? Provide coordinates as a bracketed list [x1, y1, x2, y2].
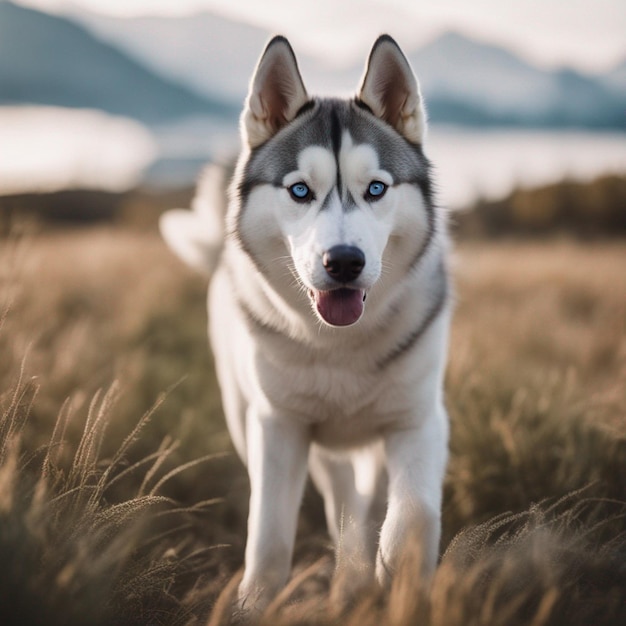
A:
[0, 187, 192, 236]
[455, 174, 626, 238]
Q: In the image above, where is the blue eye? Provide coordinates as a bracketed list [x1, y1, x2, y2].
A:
[367, 181, 387, 200]
[288, 182, 312, 202]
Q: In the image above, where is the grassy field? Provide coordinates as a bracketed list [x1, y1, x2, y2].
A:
[0, 220, 624, 625]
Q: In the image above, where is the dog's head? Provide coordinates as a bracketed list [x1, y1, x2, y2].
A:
[233, 35, 435, 328]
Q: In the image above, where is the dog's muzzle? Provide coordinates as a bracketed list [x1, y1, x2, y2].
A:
[309, 245, 366, 327]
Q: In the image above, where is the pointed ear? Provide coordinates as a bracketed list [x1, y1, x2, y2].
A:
[357, 35, 426, 144]
[242, 36, 309, 148]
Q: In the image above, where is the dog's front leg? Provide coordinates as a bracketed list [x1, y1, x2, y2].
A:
[238, 411, 310, 615]
[376, 413, 448, 587]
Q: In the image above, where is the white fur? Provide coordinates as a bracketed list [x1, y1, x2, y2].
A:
[159, 164, 225, 274]
[160, 35, 451, 617]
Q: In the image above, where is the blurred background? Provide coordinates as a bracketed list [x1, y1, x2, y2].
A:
[0, 3, 625, 622]
[1, 0, 625, 228]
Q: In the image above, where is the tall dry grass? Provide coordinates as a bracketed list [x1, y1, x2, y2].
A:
[0, 222, 624, 624]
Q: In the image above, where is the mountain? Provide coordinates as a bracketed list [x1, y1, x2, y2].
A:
[3, 2, 624, 130]
[409, 32, 559, 116]
[602, 56, 626, 95]
[0, 1, 237, 124]
[67, 9, 271, 102]
[66, 9, 626, 130]
[408, 31, 625, 128]
[375, 32, 624, 129]
[67, 8, 345, 102]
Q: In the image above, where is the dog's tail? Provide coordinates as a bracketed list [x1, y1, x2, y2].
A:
[159, 163, 227, 275]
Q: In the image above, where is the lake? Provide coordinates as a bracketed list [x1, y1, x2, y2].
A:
[1, 107, 624, 209]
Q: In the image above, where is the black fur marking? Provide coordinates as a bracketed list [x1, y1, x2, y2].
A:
[233, 165, 266, 274]
[353, 98, 374, 115]
[344, 190, 358, 213]
[236, 144, 271, 208]
[401, 145, 437, 271]
[410, 144, 436, 209]
[408, 200, 436, 272]
[295, 99, 316, 119]
[330, 106, 343, 195]
[330, 106, 343, 156]
[320, 190, 336, 213]
[370, 33, 401, 55]
[376, 262, 448, 370]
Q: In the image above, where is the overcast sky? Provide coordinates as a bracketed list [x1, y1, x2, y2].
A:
[14, 0, 626, 72]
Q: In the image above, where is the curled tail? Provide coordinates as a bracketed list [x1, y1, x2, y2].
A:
[159, 164, 227, 275]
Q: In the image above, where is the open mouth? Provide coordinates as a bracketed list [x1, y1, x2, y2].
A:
[309, 288, 366, 327]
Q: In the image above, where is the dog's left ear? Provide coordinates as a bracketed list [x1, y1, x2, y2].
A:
[242, 36, 309, 148]
[357, 35, 425, 144]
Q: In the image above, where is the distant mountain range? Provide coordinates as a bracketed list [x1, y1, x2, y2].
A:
[0, 2, 236, 124]
[407, 32, 626, 128]
[602, 57, 626, 94]
[1, 1, 625, 130]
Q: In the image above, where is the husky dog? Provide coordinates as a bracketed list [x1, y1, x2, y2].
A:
[160, 34, 451, 613]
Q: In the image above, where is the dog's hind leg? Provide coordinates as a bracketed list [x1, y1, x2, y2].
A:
[309, 443, 385, 595]
[208, 267, 248, 464]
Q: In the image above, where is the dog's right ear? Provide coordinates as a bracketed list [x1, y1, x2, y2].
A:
[357, 35, 426, 145]
[242, 36, 309, 149]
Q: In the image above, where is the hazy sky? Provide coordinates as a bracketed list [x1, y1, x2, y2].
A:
[14, 0, 626, 72]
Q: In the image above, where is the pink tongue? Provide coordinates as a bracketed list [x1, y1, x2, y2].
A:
[315, 288, 364, 326]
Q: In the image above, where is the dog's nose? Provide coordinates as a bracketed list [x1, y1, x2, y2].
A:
[323, 245, 365, 283]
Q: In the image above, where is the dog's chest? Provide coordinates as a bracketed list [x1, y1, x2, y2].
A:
[256, 349, 405, 445]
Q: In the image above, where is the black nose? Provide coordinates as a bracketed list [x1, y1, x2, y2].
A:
[322, 245, 365, 283]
